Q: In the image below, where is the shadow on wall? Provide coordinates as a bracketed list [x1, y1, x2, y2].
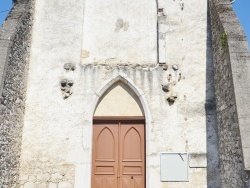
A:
[205, 5, 221, 188]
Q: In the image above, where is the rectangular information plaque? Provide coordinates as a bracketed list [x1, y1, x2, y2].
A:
[160, 153, 188, 182]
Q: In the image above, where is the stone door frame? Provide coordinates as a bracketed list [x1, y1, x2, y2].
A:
[74, 73, 152, 188]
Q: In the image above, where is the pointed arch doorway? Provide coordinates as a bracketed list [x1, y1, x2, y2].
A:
[92, 81, 145, 188]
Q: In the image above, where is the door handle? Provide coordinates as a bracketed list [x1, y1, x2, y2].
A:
[131, 176, 133, 179]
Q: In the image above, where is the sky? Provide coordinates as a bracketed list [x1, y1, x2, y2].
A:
[0, 0, 249, 47]
[0, 0, 12, 25]
[233, 0, 250, 48]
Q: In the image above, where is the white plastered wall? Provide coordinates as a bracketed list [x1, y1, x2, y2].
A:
[81, 0, 157, 65]
[19, 0, 209, 187]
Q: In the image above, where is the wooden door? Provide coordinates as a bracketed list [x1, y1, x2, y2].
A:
[92, 124, 118, 188]
[119, 123, 145, 188]
[92, 118, 145, 188]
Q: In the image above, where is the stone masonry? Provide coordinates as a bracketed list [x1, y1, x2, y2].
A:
[209, 0, 250, 187]
[0, 1, 33, 187]
[0, 0, 250, 187]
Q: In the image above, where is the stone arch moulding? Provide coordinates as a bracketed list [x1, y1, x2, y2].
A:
[75, 73, 152, 188]
[88, 73, 152, 123]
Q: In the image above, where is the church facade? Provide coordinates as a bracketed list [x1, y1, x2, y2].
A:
[0, 0, 250, 187]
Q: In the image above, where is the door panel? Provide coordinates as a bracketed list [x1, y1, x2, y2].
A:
[96, 127, 115, 161]
[92, 120, 145, 188]
[120, 124, 145, 188]
[123, 127, 142, 160]
[121, 178, 131, 188]
[92, 124, 118, 188]
[134, 177, 144, 188]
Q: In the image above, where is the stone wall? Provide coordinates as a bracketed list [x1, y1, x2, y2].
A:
[209, 0, 250, 187]
[18, 0, 209, 187]
[2, 0, 250, 187]
[0, 1, 33, 187]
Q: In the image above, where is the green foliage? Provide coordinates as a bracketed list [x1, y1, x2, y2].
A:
[221, 32, 227, 48]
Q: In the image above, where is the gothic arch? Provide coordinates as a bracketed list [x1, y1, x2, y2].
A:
[77, 73, 151, 188]
[88, 73, 151, 124]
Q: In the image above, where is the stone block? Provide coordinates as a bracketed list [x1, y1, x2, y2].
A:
[228, 41, 249, 53]
[19, 174, 29, 181]
[189, 153, 207, 168]
[48, 183, 58, 188]
[23, 182, 35, 188]
[238, 116, 250, 127]
[240, 130, 250, 147]
[36, 183, 47, 188]
[58, 182, 72, 188]
[0, 41, 11, 80]
[36, 173, 50, 182]
[234, 94, 250, 117]
[0, 19, 19, 40]
[51, 173, 63, 182]
[242, 148, 250, 170]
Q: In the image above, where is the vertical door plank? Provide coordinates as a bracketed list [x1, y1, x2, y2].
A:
[92, 124, 118, 188]
[120, 123, 145, 188]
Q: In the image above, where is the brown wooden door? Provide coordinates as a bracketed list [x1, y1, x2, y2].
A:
[119, 123, 145, 188]
[92, 118, 145, 188]
[92, 124, 118, 188]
